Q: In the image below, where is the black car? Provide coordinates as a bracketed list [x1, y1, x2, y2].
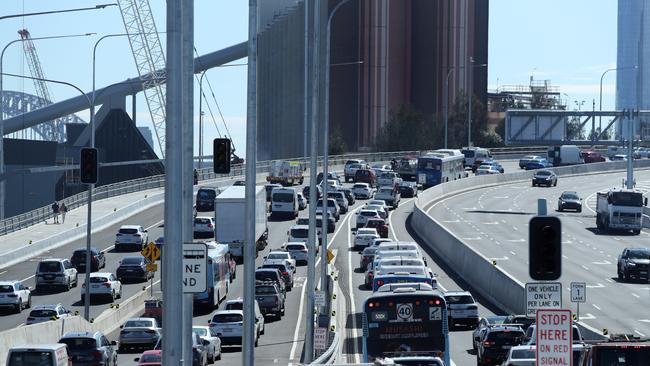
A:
[617, 247, 650, 282]
[532, 170, 557, 187]
[59, 331, 117, 366]
[339, 188, 356, 205]
[503, 314, 535, 331]
[116, 256, 152, 283]
[558, 191, 582, 212]
[70, 248, 106, 272]
[477, 325, 526, 365]
[398, 181, 418, 198]
[302, 185, 322, 202]
[472, 316, 508, 351]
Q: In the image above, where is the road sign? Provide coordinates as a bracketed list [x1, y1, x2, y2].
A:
[141, 242, 161, 262]
[327, 249, 335, 264]
[396, 303, 414, 322]
[526, 282, 562, 318]
[183, 243, 207, 293]
[314, 327, 328, 350]
[315, 291, 326, 307]
[536, 309, 572, 366]
[146, 263, 158, 272]
[570, 282, 586, 303]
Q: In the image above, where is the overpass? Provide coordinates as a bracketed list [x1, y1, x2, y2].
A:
[0, 151, 647, 365]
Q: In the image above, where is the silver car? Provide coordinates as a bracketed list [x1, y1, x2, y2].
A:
[193, 326, 222, 363]
[118, 317, 161, 351]
[284, 242, 309, 264]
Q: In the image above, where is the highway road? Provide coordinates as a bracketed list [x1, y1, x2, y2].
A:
[427, 167, 650, 338]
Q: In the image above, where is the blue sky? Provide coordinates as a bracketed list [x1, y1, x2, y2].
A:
[1, 1, 617, 157]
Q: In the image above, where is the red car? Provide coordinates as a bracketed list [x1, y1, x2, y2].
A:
[354, 169, 377, 187]
[136, 350, 162, 366]
[582, 151, 606, 163]
[364, 218, 389, 238]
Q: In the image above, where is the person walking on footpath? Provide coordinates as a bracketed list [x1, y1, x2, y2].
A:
[51, 201, 60, 224]
[60, 202, 68, 223]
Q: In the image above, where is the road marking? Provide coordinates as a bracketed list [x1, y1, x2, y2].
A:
[509, 251, 516, 256]
[591, 260, 612, 265]
[632, 293, 640, 298]
[635, 329, 646, 337]
[579, 313, 596, 320]
[605, 278, 613, 283]
[345, 207, 360, 363]
[0, 271, 6, 276]
[592, 303, 601, 311]
[494, 196, 509, 199]
[441, 220, 460, 223]
[639, 319, 650, 323]
[288, 271, 307, 361]
[507, 239, 525, 243]
[581, 265, 590, 271]
[490, 256, 509, 261]
[462, 237, 482, 241]
[562, 255, 568, 259]
[586, 283, 605, 289]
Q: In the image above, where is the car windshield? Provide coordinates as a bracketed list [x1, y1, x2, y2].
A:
[193, 328, 208, 337]
[37, 262, 60, 272]
[255, 286, 277, 295]
[290, 228, 308, 238]
[212, 314, 243, 323]
[29, 309, 57, 317]
[121, 257, 144, 265]
[561, 193, 579, 200]
[445, 295, 474, 304]
[194, 218, 211, 224]
[197, 190, 216, 200]
[89, 277, 109, 283]
[60, 338, 97, 350]
[8, 351, 54, 365]
[0, 285, 14, 293]
[536, 171, 551, 176]
[119, 228, 138, 234]
[225, 302, 243, 310]
[511, 348, 535, 359]
[268, 253, 289, 260]
[273, 192, 294, 202]
[286, 244, 306, 251]
[140, 353, 162, 363]
[353, 184, 368, 189]
[628, 250, 650, 259]
[124, 319, 153, 328]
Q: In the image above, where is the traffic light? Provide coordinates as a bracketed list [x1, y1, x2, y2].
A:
[529, 216, 561, 280]
[213, 138, 231, 174]
[79, 147, 98, 184]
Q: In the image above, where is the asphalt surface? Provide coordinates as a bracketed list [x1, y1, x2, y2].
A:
[427, 167, 650, 338]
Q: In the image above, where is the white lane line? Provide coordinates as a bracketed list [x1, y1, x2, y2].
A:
[592, 303, 601, 311]
[581, 265, 590, 271]
[288, 272, 307, 361]
[635, 329, 646, 337]
[509, 251, 516, 256]
[507, 239, 525, 243]
[605, 278, 613, 283]
[632, 293, 641, 299]
[389, 198, 415, 240]
[345, 207, 361, 363]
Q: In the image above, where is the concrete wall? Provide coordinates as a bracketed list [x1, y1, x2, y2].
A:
[410, 160, 650, 340]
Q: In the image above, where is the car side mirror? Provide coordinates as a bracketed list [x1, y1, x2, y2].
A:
[111, 341, 117, 346]
[202, 339, 210, 346]
[134, 358, 140, 362]
[645, 198, 648, 206]
[120, 325, 124, 329]
[144, 230, 148, 233]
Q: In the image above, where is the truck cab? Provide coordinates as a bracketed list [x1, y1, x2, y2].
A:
[596, 188, 647, 235]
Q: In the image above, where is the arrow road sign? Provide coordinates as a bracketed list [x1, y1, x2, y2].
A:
[141, 242, 161, 262]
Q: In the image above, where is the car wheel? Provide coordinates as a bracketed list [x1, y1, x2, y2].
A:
[261, 322, 265, 335]
[27, 295, 31, 308]
[216, 347, 221, 360]
[111, 290, 116, 301]
[67, 278, 72, 290]
[554, 180, 557, 186]
[255, 335, 259, 347]
[618, 267, 624, 281]
[15, 301, 22, 313]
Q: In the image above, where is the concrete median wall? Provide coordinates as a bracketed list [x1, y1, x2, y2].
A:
[411, 160, 650, 340]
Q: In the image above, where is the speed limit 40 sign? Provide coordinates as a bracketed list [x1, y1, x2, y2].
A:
[396, 303, 414, 322]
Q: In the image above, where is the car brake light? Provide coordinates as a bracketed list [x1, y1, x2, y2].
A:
[104, 282, 111, 288]
[368, 272, 374, 278]
[483, 341, 494, 347]
[300, 249, 308, 253]
[282, 272, 289, 276]
[208, 224, 214, 228]
[135, 234, 141, 237]
[376, 280, 383, 286]
[91, 351, 102, 359]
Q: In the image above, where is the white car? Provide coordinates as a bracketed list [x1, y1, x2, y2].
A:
[193, 326, 222, 363]
[224, 298, 265, 336]
[287, 225, 309, 243]
[610, 154, 628, 161]
[193, 216, 215, 238]
[443, 291, 479, 328]
[0, 281, 31, 312]
[352, 183, 375, 199]
[296, 192, 307, 210]
[284, 242, 309, 264]
[366, 204, 388, 220]
[26, 304, 72, 325]
[371, 238, 393, 247]
[81, 272, 122, 302]
[209, 310, 258, 347]
[115, 225, 148, 251]
[266, 251, 296, 273]
[354, 228, 380, 248]
[35, 259, 78, 292]
[475, 165, 501, 175]
[356, 209, 381, 228]
[502, 345, 536, 366]
[377, 171, 402, 187]
[264, 257, 295, 275]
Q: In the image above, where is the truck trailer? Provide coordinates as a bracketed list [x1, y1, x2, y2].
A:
[214, 185, 268, 260]
[266, 161, 305, 186]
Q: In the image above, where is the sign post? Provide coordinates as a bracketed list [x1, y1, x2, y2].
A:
[183, 243, 208, 293]
[141, 242, 161, 296]
[536, 309, 572, 366]
[525, 282, 562, 318]
[570, 282, 586, 321]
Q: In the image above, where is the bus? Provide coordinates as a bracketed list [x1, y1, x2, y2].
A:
[193, 242, 232, 308]
[416, 153, 465, 188]
[398, 156, 418, 181]
[362, 284, 450, 364]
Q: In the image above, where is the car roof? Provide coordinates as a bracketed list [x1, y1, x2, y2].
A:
[89, 272, 114, 278]
[119, 225, 141, 229]
[488, 325, 525, 332]
[561, 191, 578, 195]
[32, 304, 62, 310]
[357, 228, 379, 234]
[290, 225, 309, 230]
[0, 280, 19, 285]
[126, 317, 156, 321]
[255, 268, 279, 273]
[213, 310, 243, 315]
[286, 242, 307, 246]
[194, 216, 213, 220]
[444, 291, 472, 296]
[38, 258, 64, 262]
[60, 331, 101, 339]
[268, 251, 290, 255]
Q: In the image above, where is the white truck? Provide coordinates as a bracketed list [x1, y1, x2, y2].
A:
[596, 188, 648, 235]
[215, 185, 268, 260]
[266, 161, 305, 186]
[547, 145, 584, 166]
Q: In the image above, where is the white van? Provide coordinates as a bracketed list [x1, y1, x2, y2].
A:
[270, 187, 298, 219]
[461, 147, 492, 167]
[7, 344, 70, 366]
[547, 145, 584, 166]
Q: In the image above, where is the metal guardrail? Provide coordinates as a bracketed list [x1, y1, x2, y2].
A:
[0, 150, 419, 236]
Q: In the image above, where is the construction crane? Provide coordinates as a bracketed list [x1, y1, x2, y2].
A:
[117, 0, 167, 156]
[18, 29, 86, 142]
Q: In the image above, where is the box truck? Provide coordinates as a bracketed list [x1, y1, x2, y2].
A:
[215, 185, 268, 260]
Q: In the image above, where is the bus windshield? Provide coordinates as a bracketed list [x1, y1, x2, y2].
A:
[418, 159, 440, 171]
[363, 292, 447, 362]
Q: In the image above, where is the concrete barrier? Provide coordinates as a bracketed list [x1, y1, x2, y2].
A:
[411, 160, 650, 340]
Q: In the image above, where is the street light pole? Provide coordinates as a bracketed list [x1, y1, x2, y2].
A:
[444, 68, 454, 149]
[467, 57, 487, 148]
[599, 65, 637, 136]
[199, 71, 208, 169]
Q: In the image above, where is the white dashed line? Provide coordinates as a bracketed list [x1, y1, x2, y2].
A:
[592, 304, 602, 311]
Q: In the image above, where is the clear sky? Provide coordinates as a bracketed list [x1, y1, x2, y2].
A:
[1, 0, 617, 157]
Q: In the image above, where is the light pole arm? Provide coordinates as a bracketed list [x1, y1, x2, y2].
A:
[0, 4, 116, 21]
[1, 72, 91, 108]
